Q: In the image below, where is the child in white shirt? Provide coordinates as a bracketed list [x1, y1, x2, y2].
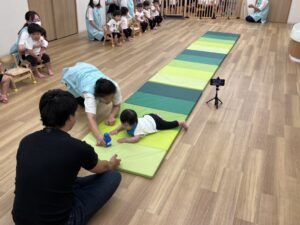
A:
[135, 3, 148, 32]
[24, 23, 53, 78]
[106, 10, 122, 46]
[151, 0, 163, 26]
[143, 0, 157, 30]
[110, 109, 188, 143]
[120, 7, 133, 41]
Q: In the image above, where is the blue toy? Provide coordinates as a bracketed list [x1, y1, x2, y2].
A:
[104, 133, 112, 147]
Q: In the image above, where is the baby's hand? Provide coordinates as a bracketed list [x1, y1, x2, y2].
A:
[110, 130, 118, 135]
[117, 138, 124, 143]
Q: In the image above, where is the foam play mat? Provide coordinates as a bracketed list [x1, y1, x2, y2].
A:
[83, 31, 240, 178]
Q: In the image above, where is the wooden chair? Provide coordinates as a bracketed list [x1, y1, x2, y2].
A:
[103, 26, 115, 48]
[131, 19, 142, 36]
[18, 52, 46, 73]
[0, 54, 36, 92]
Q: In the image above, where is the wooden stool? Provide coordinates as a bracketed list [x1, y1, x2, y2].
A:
[19, 52, 47, 74]
[103, 29, 115, 48]
[131, 19, 142, 36]
[0, 54, 36, 92]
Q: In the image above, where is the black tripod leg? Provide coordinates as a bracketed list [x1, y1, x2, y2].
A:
[206, 97, 215, 104]
[215, 98, 219, 109]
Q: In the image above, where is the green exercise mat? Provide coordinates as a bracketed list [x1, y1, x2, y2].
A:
[83, 31, 240, 178]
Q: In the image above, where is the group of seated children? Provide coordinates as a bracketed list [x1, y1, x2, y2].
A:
[136, 0, 163, 32]
[106, 0, 163, 47]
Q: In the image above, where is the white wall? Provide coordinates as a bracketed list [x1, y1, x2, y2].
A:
[76, 0, 89, 32]
[0, 0, 28, 56]
[288, 0, 300, 24]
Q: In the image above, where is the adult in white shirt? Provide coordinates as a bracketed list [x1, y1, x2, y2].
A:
[61, 62, 123, 146]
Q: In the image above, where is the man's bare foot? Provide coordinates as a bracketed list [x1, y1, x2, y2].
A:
[179, 121, 189, 131]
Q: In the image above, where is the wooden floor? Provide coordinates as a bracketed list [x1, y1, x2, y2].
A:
[1, 18, 300, 225]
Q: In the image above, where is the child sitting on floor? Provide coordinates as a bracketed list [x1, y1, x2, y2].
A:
[110, 109, 188, 143]
[151, 0, 163, 26]
[135, 3, 148, 32]
[143, 0, 157, 30]
[106, 10, 122, 46]
[24, 23, 53, 78]
[120, 7, 133, 41]
[0, 70, 11, 103]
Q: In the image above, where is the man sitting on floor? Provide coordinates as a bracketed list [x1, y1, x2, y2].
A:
[12, 89, 121, 225]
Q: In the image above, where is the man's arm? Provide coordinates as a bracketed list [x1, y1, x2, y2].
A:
[106, 104, 121, 125]
[89, 154, 121, 174]
[86, 112, 105, 146]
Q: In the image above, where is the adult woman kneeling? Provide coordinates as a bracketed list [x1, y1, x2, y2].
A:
[246, 0, 269, 24]
[86, 0, 105, 41]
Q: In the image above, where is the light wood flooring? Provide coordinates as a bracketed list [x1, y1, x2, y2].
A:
[1, 18, 300, 225]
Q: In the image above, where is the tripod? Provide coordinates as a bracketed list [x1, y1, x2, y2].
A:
[206, 86, 223, 109]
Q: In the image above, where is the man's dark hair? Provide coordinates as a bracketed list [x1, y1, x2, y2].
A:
[120, 109, 138, 125]
[113, 10, 121, 17]
[28, 23, 43, 34]
[143, 1, 150, 7]
[121, 7, 129, 16]
[39, 89, 78, 128]
[94, 78, 117, 98]
[137, 3, 143, 8]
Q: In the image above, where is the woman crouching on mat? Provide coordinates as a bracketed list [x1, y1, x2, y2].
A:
[110, 109, 188, 143]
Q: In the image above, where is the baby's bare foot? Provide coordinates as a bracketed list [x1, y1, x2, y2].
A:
[179, 122, 189, 131]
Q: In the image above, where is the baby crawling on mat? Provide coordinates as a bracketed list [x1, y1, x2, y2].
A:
[110, 109, 188, 143]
